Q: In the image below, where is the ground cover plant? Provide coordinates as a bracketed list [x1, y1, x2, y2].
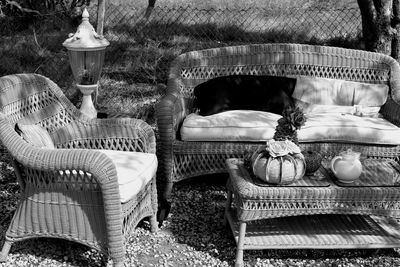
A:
[2, 0, 400, 266]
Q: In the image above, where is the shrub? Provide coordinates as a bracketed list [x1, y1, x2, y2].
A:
[0, 0, 90, 17]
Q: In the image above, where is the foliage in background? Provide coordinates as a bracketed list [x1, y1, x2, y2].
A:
[0, 0, 90, 17]
[0, 1, 363, 126]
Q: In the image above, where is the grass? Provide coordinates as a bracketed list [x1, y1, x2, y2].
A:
[96, 2, 362, 128]
[1, 1, 363, 84]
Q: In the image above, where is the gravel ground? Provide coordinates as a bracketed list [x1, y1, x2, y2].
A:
[2, 159, 400, 267]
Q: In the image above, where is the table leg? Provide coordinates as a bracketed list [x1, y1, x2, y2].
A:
[235, 221, 246, 267]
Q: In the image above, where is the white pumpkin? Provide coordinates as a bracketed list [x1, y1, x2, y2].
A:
[250, 142, 306, 185]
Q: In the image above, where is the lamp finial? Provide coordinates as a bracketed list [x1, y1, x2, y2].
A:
[63, 8, 109, 51]
[82, 8, 89, 21]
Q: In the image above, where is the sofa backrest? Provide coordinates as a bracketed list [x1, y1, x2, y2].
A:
[167, 43, 400, 109]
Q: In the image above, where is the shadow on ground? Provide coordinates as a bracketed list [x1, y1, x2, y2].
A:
[2, 171, 400, 266]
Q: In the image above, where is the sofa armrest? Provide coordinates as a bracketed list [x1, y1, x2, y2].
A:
[155, 92, 190, 195]
[156, 93, 190, 141]
[380, 98, 400, 127]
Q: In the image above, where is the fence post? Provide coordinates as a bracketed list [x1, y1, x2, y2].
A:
[96, 0, 106, 35]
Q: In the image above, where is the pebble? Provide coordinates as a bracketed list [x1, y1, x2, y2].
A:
[2, 180, 400, 266]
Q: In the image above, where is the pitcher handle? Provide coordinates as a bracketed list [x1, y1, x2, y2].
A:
[330, 156, 342, 175]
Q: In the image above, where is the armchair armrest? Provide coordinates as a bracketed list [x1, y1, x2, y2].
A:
[53, 117, 156, 154]
[380, 98, 400, 127]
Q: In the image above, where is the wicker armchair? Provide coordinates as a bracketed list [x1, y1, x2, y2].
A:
[156, 43, 400, 216]
[0, 74, 158, 266]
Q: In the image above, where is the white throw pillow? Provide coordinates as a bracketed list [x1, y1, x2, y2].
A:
[296, 100, 382, 117]
[293, 76, 389, 106]
[180, 110, 282, 142]
[17, 123, 55, 149]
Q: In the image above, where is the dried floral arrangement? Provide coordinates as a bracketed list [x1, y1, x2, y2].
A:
[244, 106, 307, 173]
[273, 106, 306, 145]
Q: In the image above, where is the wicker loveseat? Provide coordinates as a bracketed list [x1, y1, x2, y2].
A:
[156, 43, 400, 213]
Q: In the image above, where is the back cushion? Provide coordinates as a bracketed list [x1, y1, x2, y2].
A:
[194, 75, 296, 116]
[293, 76, 389, 107]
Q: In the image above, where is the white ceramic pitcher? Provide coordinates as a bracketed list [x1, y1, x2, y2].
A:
[330, 149, 362, 183]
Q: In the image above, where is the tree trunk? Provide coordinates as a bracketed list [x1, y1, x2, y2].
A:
[374, 0, 393, 54]
[358, 0, 378, 51]
[144, 0, 156, 19]
[96, 0, 106, 35]
[393, 0, 400, 59]
[357, 0, 395, 55]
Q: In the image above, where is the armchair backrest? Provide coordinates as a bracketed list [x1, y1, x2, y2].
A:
[0, 74, 80, 134]
[168, 43, 400, 109]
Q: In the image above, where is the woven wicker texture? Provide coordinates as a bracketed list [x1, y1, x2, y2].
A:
[225, 157, 400, 267]
[225, 213, 400, 249]
[226, 158, 400, 222]
[0, 74, 158, 267]
[156, 43, 400, 203]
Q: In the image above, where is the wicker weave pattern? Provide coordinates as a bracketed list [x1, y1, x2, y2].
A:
[181, 65, 390, 85]
[225, 213, 400, 250]
[156, 43, 400, 203]
[225, 157, 400, 266]
[226, 158, 400, 221]
[0, 74, 158, 267]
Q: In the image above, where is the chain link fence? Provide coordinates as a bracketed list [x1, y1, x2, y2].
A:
[0, 3, 362, 87]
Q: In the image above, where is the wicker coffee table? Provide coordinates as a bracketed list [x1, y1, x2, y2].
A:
[225, 158, 400, 267]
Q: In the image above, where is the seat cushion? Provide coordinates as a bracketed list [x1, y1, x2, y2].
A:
[96, 150, 157, 203]
[180, 110, 282, 142]
[16, 123, 55, 149]
[298, 113, 400, 145]
[60, 150, 157, 203]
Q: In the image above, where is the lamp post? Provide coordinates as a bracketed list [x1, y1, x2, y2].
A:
[63, 8, 109, 118]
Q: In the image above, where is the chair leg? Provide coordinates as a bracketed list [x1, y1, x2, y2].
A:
[157, 200, 171, 227]
[0, 240, 12, 262]
[150, 215, 158, 233]
[235, 222, 247, 267]
[156, 180, 173, 224]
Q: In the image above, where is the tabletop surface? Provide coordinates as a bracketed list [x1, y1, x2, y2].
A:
[226, 158, 400, 200]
